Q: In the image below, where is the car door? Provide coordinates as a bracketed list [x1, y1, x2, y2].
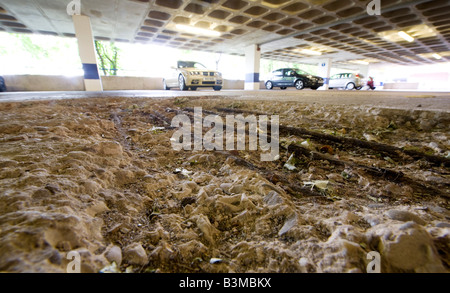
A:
[283, 69, 297, 87]
[271, 70, 284, 87]
[338, 74, 349, 88]
[341, 74, 351, 87]
[329, 74, 340, 88]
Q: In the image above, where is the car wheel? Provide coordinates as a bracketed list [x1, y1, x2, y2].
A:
[280, 87, 287, 90]
[163, 80, 170, 91]
[265, 81, 274, 90]
[190, 87, 198, 91]
[179, 75, 187, 91]
[346, 82, 355, 90]
[295, 80, 305, 90]
[213, 86, 222, 91]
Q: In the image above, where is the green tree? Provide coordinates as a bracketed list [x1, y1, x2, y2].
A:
[11, 33, 78, 62]
[16, 34, 49, 59]
[94, 40, 120, 76]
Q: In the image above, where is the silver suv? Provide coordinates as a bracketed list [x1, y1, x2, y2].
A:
[329, 73, 364, 90]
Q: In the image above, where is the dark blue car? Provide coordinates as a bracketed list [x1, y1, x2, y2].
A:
[265, 68, 324, 90]
[0, 76, 6, 92]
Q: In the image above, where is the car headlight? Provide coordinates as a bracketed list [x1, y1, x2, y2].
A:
[190, 71, 201, 76]
[215, 72, 222, 77]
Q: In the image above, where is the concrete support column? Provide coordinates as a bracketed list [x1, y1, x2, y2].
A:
[72, 15, 103, 91]
[244, 44, 261, 91]
[318, 58, 332, 90]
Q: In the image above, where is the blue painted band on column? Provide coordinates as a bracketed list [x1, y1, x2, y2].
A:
[324, 78, 329, 85]
[82, 63, 100, 80]
[245, 73, 260, 83]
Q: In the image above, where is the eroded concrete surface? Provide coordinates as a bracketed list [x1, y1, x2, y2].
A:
[0, 91, 449, 273]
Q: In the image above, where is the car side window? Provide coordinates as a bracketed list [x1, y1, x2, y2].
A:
[285, 70, 297, 77]
[331, 74, 339, 79]
[273, 70, 283, 77]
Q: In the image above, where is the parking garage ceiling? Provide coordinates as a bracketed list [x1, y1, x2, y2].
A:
[0, 0, 449, 67]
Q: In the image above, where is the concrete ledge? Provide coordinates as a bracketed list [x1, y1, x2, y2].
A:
[1, 75, 266, 91]
[223, 79, 244, 90]
[102, 76, 164, 91]
[3, 75, 84, 92]
[383, 83, 419, 90]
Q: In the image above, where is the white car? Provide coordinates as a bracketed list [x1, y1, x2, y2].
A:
[329, 73, 364, 90]
[163, 61, 223, 91]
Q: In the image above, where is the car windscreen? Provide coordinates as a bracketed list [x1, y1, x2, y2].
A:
[178, 61, 207, 69]
[295, 69, 311, 76]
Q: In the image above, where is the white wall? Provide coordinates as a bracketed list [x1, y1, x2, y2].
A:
[369, 62, 450, 91]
